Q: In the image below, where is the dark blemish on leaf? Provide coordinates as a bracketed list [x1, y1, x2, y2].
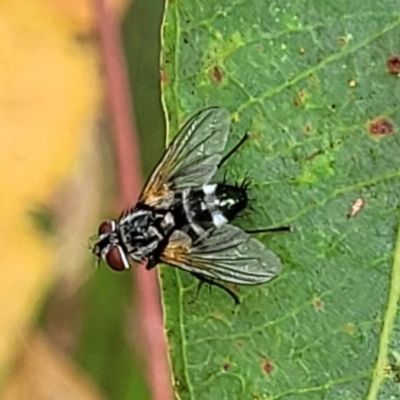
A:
[231, 112, 240, 123]
[368, 117, 395, 137]
[257, 44, 264, 51]
[185, 19, 192, 24]
[309, 74, 319, 86]
[211, 66, 224, 84]
[349, 79, 357, 87]
[312, 296, 324, 311]
[338, 37, 347, 46]
[293, 91, 306, 107]
[330, 104, 336, 111]
[183, 37, 189, 44]
[262, 359, 274, 375]
[252, 394, 261, 400]
[347, 197, 365, 219]
[305, 148, 324, 161]
[223, 361, 231, 371]
[160, 70, 168, 85]
[304, 124, 312, 133]
[236, 342, 243, 349]
[387, 55, 400, 74]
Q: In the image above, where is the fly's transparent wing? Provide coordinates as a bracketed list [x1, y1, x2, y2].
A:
[140, 107, 230, 208]
[160, 225, 282, 285]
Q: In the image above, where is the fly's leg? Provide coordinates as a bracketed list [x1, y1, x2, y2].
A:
[245, 225, 293, 234]
[145, 255, 158, 270]
[191, 273, 240, 305]
[218, 132, 249, 168]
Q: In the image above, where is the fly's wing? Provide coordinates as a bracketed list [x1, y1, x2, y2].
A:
[160, 225, 282, 285]
[140, 107, 230, 208]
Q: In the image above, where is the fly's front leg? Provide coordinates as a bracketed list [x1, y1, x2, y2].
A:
[145, 255, 158, 270]
[245, 225, 293, 234]
[191, 272, 240, 305]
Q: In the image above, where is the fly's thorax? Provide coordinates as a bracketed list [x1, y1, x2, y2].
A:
[118, 206, 176, 262]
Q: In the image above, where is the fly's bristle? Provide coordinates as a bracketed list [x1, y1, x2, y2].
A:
[240, 174, 253, 191]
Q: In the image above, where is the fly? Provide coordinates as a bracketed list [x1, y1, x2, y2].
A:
[91, 107, 288, 303]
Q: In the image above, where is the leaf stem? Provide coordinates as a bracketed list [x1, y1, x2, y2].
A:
[92, 1, 173, 399]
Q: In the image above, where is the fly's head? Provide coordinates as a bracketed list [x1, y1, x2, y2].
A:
[92, 220, 130, 272]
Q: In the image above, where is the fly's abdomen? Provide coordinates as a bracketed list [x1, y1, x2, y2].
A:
[181, 183, 248, 233]
[213, 183, 248, 221]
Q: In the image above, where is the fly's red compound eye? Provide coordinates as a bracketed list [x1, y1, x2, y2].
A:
[105, 246, 129, 272]
[98, 220, 115, 236]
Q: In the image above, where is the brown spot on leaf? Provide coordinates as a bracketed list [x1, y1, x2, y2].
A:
[304, 124, 312, 133]
[312, 296, 324, 311]
[160, 70, 168, 85]
[236, 342, 243, 349]
[262, 359, 274, 375]
[257, 44, 264, 51]
[211, 66, 224, 84]
[343, 323, 355, 336]
[338, 37, 347, 46]
[293, 91, 307, 107]
[368, 117, 395, 137]
[387, 55, 400, 75]
[223, 361, 231, 371]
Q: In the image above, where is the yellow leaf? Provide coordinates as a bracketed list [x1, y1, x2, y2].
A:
[0, 0, 127, 380]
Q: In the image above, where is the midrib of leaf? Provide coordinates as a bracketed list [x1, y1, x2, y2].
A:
[161, 4, 194, 398]
[366, 216, 400, 399]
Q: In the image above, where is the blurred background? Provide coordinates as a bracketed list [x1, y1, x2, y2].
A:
[0, 0, 166, 398]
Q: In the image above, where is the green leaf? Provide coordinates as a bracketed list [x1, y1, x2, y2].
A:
[160, 1, 400, 399]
